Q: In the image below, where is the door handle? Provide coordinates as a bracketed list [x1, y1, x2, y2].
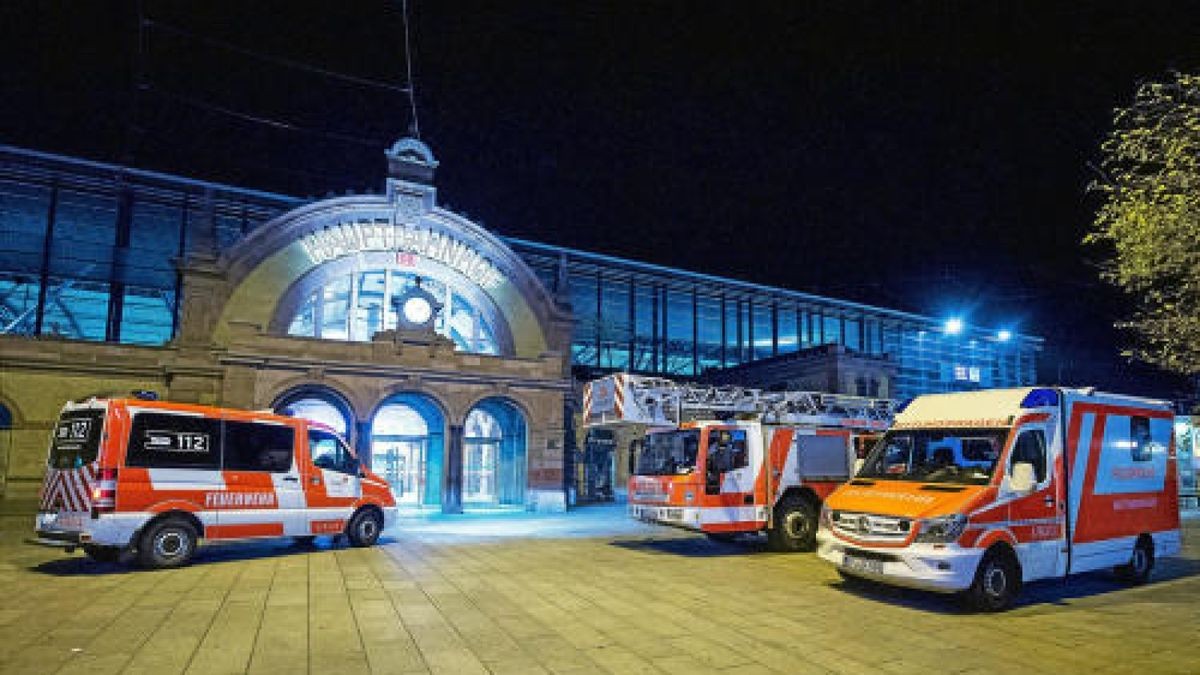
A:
[1043, 496, 1054, 507]
[310, 477, 321, 485]
[282, 476, 298, 483]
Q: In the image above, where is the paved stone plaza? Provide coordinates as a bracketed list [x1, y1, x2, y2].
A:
[0, 505, 1196, 674]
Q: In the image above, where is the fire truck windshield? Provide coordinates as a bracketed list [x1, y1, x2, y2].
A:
[856, 428, 1009, 485]
[634, 430, 700, 476]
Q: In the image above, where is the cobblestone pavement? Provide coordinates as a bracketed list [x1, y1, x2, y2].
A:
[0, 505, 1197, 674]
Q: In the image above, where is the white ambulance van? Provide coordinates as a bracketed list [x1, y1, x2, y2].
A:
[817, 387, 1182, 610]
[31, 396, 398, 568]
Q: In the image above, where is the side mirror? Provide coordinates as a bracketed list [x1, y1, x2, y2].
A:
[1009, 462, 1036, 493]
[853, 458, 866, 476]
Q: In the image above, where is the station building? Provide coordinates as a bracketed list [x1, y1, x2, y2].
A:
[0, 140, 1041, 511]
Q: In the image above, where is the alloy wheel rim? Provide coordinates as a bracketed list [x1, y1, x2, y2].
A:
[984, 563, 1007, 598]
[157, 531, 185, 558]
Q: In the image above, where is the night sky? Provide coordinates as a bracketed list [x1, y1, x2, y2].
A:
[3, 1, 1198, 396]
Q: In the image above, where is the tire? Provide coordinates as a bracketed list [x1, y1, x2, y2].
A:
[964, 548, 1021, 612]
[767, 495, 818, 552]
[1114, 536, 1154, 585]
[346, 509, 383, 547]
[82, 544, 122, 563]
[137, 518, 198, 569]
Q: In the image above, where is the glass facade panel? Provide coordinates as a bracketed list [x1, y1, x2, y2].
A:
[778, 306, 799, 355]
[724, 299, 741, 367]
[822, 314, 841, 346]
[599, 276, 631, 370]
[664, 290, 694, 376]
[41, 278, 109, 340]
[0, 272, 39, 335]
[752, 304, 774, 360]
[845, 317, 861, 351]
[351, 270, 386, 340]
[0, 180, 48, 276]
[696, 294, 723, 374]
[569, 272, 598, 368]
[632, 285, 657, 372]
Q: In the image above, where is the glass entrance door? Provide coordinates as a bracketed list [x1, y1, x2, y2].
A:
[372, 439, 426, 505]
[463, 440, 498, 504]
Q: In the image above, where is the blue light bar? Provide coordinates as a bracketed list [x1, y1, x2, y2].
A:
[1020, 388, 1058, 408]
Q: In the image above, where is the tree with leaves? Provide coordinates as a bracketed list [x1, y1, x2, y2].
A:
[1086, 71, 1200, 376]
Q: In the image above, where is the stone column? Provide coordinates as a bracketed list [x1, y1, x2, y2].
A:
[443, 423, 463, 514]
[355, 420, 372, 469]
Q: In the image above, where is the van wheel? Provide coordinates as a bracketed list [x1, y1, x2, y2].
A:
[346, 509, 383, 547]
[82, 544, 121, 563]
[767, 496, 818, 552]
[964, 548, 1021, 612]
[137, 518, 198, 569]
[1115, 536, 1154, 585]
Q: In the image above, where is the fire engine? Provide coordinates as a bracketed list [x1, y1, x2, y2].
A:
[583, 373, 894, 551]
[31, 395, 397, 568]
[817, 387, 1183, 610]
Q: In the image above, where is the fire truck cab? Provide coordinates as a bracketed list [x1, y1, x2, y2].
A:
[31, 396, 398, 568]
[817, 387, 1182, 610]
[584, 374, 893, 551]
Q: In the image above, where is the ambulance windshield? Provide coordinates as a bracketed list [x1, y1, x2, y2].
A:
[857, 428, 1008, 485]
[635, 430, 700, 476]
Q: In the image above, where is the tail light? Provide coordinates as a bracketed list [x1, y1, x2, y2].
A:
[91, 468, 118, 518]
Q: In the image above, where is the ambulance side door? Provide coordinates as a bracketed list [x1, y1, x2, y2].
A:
[305, 428, 361, 534]
[219, 418, 306, 537]
[1002, 424, 1064, 581]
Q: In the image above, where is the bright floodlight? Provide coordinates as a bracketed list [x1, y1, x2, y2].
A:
[997, 329, 1013, 342]
[943, 318, 964, 335]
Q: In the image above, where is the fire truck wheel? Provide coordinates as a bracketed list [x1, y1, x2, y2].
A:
[82, 544, 122, 563]
[347, 509, 383, 547]
[964, 547, 1021, 612]
[1114, 536, 1154, 585]
[768, 496, 818, 552]
[137, 518, 198, 569]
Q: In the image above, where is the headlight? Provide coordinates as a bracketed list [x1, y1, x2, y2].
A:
[914, 514, 968, 543]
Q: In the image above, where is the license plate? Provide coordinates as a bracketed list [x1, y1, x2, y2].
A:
[843, 553, 884, 575]
[45, 511, 84, 531]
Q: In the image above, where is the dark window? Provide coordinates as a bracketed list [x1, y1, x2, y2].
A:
[1130, 416, 1152, 462]
[708, 428, 749, 472]
[1009, 429, 1047, 483]
[223, 421, 295, 473]
[48, 409, 105, 469]
[126, 412, 220, 469]
[309, 428, 358, 474]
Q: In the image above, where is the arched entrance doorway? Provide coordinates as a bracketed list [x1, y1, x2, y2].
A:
[463, 398, 527, 508]
[371, 393, 445, 508]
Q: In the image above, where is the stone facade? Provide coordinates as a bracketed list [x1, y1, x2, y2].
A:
[0, 138, 575, 512]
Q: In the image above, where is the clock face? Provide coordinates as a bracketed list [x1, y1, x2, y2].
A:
[402, 296, 433, 325]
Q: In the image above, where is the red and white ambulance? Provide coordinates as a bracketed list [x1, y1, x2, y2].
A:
[817, 387, 1182, 610]
[584, 373, 893, 551]
[32, 395, 397, 568]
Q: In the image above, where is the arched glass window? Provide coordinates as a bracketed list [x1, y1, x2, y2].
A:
[280, 397, 349, 437]
[371, 398, 444, 507]
[286, 269, 499, 354]
[463, 399, 527, 507]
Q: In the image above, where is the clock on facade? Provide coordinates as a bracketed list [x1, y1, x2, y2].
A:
[392, 281, 442, 331]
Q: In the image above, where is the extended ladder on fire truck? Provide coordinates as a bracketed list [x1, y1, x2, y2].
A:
[583, 372, 895, 432]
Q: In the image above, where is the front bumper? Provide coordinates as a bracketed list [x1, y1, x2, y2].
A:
[29, 528, 90, 549]
[628, 503, 703, 531]
[816, 527, 983, 593]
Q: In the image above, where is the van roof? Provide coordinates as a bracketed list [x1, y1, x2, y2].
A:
[897, 387, 1171, 428]
[64, 397, 304, 426]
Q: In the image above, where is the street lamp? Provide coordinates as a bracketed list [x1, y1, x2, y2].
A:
[997, 329, 1013, 342]
[943, 317, 964, 335]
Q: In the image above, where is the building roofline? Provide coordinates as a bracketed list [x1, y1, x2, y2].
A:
[0, 143, 1042, 345]
[502, 237, 1043, 344]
